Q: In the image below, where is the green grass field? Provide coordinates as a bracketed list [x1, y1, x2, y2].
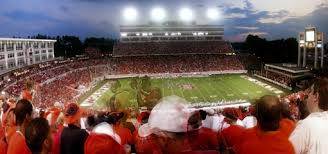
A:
[81, 74, 290, 109]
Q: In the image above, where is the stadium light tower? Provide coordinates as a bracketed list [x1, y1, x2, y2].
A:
[123, 7, 138, 21]
[206, 8, 219, 20]
[179, 8, 193, 22]
[151, 8, 166, 22]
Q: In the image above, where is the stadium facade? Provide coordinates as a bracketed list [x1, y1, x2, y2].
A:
[119, 23, 224, 42]
[114, 22, 234, 56]
[0, 38, 56, 72]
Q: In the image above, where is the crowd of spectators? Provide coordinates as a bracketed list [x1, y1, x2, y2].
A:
[112, 55, 244, 74]
[255, 70, 292, 86]
[1, 77, 327, 154]
[3, 59, 110, 108]
[113, 41, 233, 56]
[1, 54, 244, 109]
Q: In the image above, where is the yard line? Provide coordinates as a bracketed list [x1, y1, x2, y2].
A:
[186, 77, 207, 102]
[205, 78, 226, 101]
[182, 78, 200, 103]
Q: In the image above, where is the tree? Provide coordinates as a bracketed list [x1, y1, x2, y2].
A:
[84, 37, 116, 54]
[54, 35, 83, 57]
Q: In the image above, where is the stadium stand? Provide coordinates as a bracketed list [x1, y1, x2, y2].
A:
[113, 41, 233, 56]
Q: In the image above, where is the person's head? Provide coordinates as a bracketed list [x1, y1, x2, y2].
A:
[25, 118, 52, 154]
[87, 115, 96, 129]
[64, 103, 82, 127]
[281, 102, 294, 120]
[15, 99, 33, 127]
[138, 111, 150, 124]
[4, 108, 15, 126]
[138, 96, 192, 139]
[199, 110, 207, 120]
[306, 78, 328, 113]
[187, 111, 202, 131]
[255, 95, 282, 131]
[97, 112, 115, 125]
[2, 102, 10, 114]
[223, 108, 239, 124]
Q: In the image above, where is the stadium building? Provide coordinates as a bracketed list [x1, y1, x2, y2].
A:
[0, 38, 56, 71]
[114, 22, 232, 56]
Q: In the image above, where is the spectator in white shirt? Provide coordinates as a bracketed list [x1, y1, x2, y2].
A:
[289, 78, 328, 154]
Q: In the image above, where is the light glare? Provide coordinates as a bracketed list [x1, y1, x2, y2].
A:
[207, 8, 219, 20]
[123, 7, 137, 21]
[179, 8, 193, 22]
[151, 8, 166, 22]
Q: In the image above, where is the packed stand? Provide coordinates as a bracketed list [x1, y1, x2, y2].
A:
[255, 70, 292, 86]
[4, 59, 109, 97]
[113, 41, 233, 56]
[112, 55, 244, 74]
[0, 77, 327, 153]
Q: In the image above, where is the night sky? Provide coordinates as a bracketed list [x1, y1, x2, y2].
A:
[0, 0, 327, 42]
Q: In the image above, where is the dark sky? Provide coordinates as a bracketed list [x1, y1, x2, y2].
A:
[0, 0, 327, 42]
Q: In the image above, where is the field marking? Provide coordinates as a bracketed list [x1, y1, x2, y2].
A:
[226, 77, 248, 100]
[210, 78, 231, 101]
[199, 79, 218, 102]
[186, 77, 207, 102]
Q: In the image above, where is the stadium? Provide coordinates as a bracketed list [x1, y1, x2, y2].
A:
[1, 10, 290, 111]
[0, 4, 327, 154]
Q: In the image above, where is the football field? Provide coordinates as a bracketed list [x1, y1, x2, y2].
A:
[81, 74, 290, 109]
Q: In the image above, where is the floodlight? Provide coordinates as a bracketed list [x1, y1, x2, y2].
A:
[1, 91, 5, 95]
[179, 8, 193, 22]
[306, 30, 315, 42]
[123, 7, 137, 21]
[206, 8, 219, 20]
[121, 33, 127, 37]
[151, 8, 166, 22]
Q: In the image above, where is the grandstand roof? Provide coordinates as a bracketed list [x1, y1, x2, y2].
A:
[265, 64, 310, 74]
[0, 38, 56, 42]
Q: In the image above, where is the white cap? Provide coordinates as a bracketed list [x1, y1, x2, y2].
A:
[138, 95, 192, 137]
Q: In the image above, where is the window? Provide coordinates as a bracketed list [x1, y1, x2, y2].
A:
[35, 50, 40, 54]
[7, 53, 14, 58]
[0, 64, 5, 70]
[35, 56, 40, 62]
[6, 43, 14, 51]
[47, 43, 53, 48]
[48, 54, 53, 59]
[18, 59, 25, 66]
[7, 61, 15, 68]
[41, 55, 47, 60]
[48, 49, 53, 53]
[41, 43, 46, 48]
[0, 55, 4, 60]
[16, 43, 23, 50]
[0, 44, 4, 52]
[17, 52, 24, 57]
[41, 50, 46, 53]
[33, 43, 39, 49]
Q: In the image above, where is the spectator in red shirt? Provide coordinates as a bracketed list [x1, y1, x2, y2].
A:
[237, 95, 295, 154]
[7, 99, 33, 154]
[221, 107, 246, 153]
[25, 118, 52, 154]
